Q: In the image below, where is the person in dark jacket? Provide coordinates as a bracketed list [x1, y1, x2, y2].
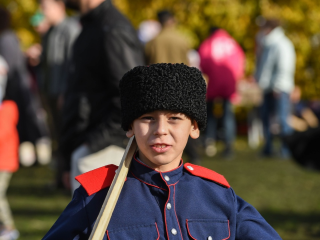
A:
[61, 0, 145, 192]
[38, 0, 80, 187]
[39, 0, 80, 142]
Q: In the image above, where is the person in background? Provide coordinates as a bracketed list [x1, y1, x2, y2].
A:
[254, 18, 296, 159]
[289, 86, 318, 132]
[0, 55, 19, 240]
[61, 0, 145, 192]
[199, 27, 245, 158]
[0, 7, 48, 167]
[39, 0, 80, 110]
[145, 10, 190, 65]
[38, 0, 80, 187]
[26, 12, 51, 69]
[24, 12, 52, 167]
[284, 86, 320, 170]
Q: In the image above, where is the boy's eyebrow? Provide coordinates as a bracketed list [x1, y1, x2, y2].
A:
[171, 112, 191, 119]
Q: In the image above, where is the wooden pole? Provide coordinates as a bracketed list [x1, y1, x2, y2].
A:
[89, 136, 137, 240]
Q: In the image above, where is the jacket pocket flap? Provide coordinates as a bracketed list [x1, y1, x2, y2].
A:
[186, 219, 230, 240]
[107, 223, 159, 240]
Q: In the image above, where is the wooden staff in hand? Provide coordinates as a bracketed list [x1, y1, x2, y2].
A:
[89, 136, 137, 240]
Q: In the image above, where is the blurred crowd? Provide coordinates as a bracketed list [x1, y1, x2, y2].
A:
[0, 0, 320, 238]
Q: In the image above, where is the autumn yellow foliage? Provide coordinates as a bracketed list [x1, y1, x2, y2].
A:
[1, 0, 320, 99]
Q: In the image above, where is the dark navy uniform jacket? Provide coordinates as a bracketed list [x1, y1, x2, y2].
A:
[43, 156, 282, 240]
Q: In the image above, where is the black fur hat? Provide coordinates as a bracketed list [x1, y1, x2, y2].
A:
[120, 63, 207, 131]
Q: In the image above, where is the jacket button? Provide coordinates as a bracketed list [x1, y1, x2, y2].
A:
[164, 175, 170, 181]
[171, 228, 177, 235]
[167, 203, 172, 210]
[208, 236, 213, 240]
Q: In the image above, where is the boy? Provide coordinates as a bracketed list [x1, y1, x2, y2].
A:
[43, 63, 281, 239]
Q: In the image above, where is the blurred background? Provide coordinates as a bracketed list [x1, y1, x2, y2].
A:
[0, 0, 320, 239]
[3, 0, 320, 99]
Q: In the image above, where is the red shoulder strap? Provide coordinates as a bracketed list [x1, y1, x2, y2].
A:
[75, 164, 118, 196]
[184, 163, 230, 188]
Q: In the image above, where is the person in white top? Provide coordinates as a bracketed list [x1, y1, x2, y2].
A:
[255, 18, 296, 158]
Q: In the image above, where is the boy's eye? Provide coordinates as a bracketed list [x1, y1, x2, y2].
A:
[141, 116, 153, 120]
[169, 116, 182, 120]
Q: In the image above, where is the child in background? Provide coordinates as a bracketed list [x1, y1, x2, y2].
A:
[0, 55, 19, 240]
[43, 63, 281, 239]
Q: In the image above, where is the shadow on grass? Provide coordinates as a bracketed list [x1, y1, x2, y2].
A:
[260, 210, 320, 238]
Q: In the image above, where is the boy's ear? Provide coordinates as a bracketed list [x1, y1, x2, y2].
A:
[190, 121, 200, 139]
[126, 128, 134, 138]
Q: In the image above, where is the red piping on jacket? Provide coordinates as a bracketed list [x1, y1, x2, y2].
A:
[186, 219, 196, 240]
[130, 171, 167, 191]
[222, 220, 231, 240]
[163, 174, 171, 240]
[155, 222, 160, 240]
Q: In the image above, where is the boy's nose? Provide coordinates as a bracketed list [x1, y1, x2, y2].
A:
[153, 118, 168, 135]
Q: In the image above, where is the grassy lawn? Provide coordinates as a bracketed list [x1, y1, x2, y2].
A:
[7, 140, 320, 240]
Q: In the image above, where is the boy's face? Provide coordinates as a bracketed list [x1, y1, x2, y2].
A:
[126, 110, 200, 172]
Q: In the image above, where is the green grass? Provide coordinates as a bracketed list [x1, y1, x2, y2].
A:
[7, 140, 320, 240]
[8, 165, 70, 240]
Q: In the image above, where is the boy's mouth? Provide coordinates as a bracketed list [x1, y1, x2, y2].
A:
[151, 144, 171, 153]
[153, 144, 168, 148]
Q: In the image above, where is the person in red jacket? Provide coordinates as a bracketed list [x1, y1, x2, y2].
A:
[0, 56, 19, 240]
[199, 27, 245, 158]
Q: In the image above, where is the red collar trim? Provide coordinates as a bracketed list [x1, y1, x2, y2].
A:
[130, 171, 167, 191]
